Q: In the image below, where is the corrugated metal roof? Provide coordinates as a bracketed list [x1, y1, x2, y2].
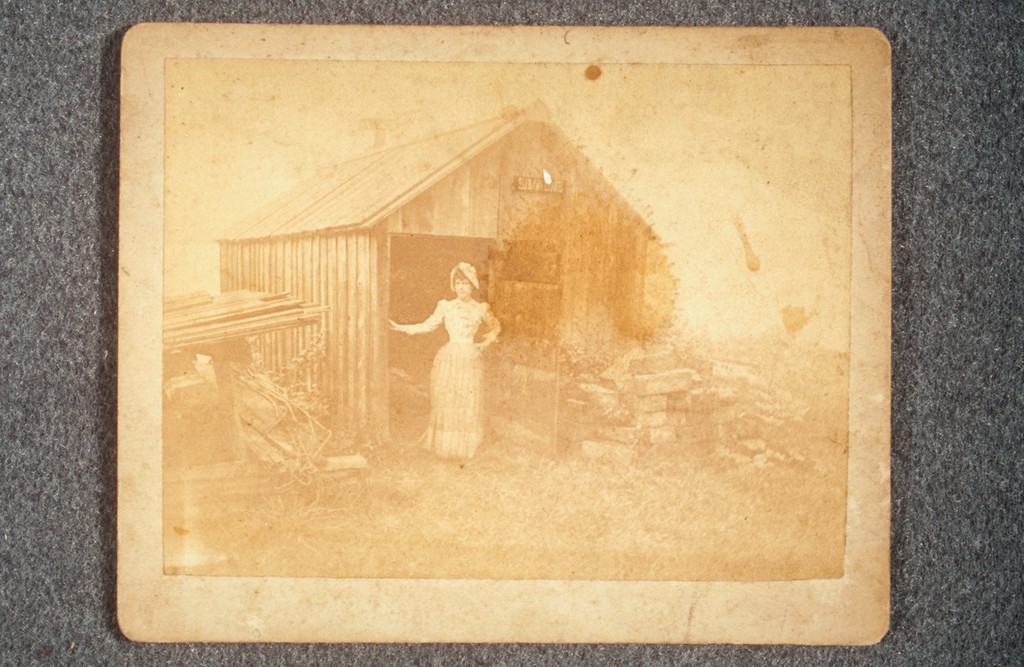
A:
[221, 113, 525, 241]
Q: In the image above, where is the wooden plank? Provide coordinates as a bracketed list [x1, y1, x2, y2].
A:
[218, 243, 228, 292]
[360, 234, 371, 429]
[224, 243, 235, 292]
[306, 236, 315, 302]
[290, 236, 298, 298]
[326, 234, 338, 407]
[335, 234, 348, 426]
[165, 304, 328, 338]
[366, 231, 378, 438]
[297, 237, 305, 367]
[338, 235, 347, 424]
[328, 235, 338, 421]
[356, 233, 367, 429]
[252, 241, 259, 291]
[373, 232, 384, 434]
[264, 239, 272, 292]
[164, 298, 296, 328]
[236, 242, 244, 290]
[299, 237, 308, 387]
[222, 244, 231, 292]
[164, 299, 309, 331]
[166, 298, 323, 327]
[164, 312, 325, 348]
[242, 242, 250, 290]
[254, 241, 263, 292]
[284, 237, 292, 297]
[163, 293, 292, 321]
[168, 308, 326, 340]
[253, 239, 262, 293]
[281, 239, 291, 370]
[314, 236, 325, 396]
[239, 242, 246, 290]
[312, 236, 321, 305]
[256, 239, 265, 292]
[269, 237, 277, 293]
[217, 244, 227, 292]
[377, 230, 390, 442]
[345, 234, 357, 427]
[267, 241, 277, 370]
[354, 233, 366, 430]
[251, 241, 259, 291]
[275, 237, 283, 293]
[284, 238, 294, 364]
[233, 243, 240, 291]
[300, 239, 316, 378]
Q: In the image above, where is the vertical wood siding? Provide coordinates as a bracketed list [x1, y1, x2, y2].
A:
[219, 230, 387, 439]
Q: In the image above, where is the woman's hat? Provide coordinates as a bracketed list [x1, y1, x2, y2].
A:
[450, 262, 480, 291]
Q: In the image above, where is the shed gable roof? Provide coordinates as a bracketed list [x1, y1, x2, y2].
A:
[221, 113, 527, 241]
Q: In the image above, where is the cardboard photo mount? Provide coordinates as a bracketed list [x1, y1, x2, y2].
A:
[118, 23, 891, 644]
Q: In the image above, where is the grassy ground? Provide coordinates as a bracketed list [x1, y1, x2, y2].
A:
[174, 416, 847, 581]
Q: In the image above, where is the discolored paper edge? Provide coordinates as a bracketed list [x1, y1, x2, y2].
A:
[117, 23, 891, 644]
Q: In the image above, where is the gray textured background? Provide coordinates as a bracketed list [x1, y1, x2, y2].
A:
[1, 1, 1021, 664]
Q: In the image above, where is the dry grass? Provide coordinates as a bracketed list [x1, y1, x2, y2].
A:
[182, 413, 846, 581]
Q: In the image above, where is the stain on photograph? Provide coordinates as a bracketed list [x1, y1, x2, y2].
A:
[161, 59, 852, 581]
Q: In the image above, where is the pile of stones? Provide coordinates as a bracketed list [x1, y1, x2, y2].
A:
[564, 346, 700, 461]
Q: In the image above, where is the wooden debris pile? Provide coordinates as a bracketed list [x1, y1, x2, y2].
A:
[162, 290, 364, 499]
[233, 365, 367, 491]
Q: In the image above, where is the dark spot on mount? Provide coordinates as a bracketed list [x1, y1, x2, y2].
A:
[585, 65, 602, 81]
[781, 305, 811, 335]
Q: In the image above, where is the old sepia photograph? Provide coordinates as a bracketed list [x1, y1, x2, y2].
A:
[118, 24, 890, 643]
[162, 57, 852, 582]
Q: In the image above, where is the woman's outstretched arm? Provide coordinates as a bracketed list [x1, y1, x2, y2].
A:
[389, 300, 446, 335]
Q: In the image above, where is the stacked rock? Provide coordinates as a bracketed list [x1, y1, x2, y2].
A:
[570, 346, 699, 460]
[628, 350, 697, 448]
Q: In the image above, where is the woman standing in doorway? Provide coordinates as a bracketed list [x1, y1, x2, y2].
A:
[389, 262, 501, 461]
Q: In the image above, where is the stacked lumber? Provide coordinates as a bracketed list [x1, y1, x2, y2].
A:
[163, 290, 327, 349]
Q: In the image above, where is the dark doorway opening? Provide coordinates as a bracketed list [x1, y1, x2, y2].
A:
[387, 233, 496, 444]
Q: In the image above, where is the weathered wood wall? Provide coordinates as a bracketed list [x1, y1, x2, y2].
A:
[219, 230, 388, 439]
[385, 150, 501, 238]
[489, 122, 650, 343]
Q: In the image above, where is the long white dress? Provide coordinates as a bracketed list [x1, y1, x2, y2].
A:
[400, 298, 500, 460]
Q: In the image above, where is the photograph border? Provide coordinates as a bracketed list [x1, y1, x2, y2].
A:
[117, 23, 891, 644]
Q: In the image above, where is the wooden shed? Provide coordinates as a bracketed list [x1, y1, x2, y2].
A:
[218, 106, 671, 443]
